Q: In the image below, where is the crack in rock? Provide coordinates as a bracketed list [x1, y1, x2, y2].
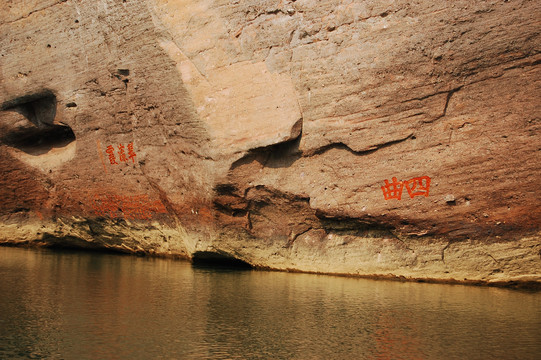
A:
[310, 133, 413, 157]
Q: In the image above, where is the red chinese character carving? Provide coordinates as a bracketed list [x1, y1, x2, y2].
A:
[116, 195, 150, 220]
[381, 177, 404, 200]
[105, 145, 118, 165]
[91, 193, 168, 220]
[106, 195, 122, 217]
[134, 206, 153, 220]
[118, 144, 127, 162]
[91, 194, 106, 216]
[404, 176, 431, 198]
[91, 194, 119, 217]
[137, 195, 154, 219]
[150, 200, 167, 214]
[127, 142, 136, 163]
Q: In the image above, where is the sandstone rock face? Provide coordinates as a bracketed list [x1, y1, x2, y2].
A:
[1, 0, 539, 286]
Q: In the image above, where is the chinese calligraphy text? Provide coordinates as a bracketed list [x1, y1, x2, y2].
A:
[381, 176, 431, 200]
[91, 194, 167, 220]
[105, 142, 137, 165]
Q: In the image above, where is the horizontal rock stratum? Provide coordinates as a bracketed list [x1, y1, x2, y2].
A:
[1, 0, 540, 287]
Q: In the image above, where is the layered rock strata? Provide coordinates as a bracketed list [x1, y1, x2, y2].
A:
[1, 0, 540, 286]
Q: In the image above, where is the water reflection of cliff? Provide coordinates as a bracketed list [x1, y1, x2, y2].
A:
[0, 247, 539, 359]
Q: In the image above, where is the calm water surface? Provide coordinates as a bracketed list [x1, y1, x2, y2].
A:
[0, 247, 539, 359]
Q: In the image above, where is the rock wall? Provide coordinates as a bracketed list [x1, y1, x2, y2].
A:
[1, 0, 540, 285]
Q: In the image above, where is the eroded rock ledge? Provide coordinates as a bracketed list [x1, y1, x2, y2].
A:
[1, 0, 539, 287]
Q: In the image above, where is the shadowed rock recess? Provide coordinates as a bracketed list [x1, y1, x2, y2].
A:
[1, 0, 539, 286]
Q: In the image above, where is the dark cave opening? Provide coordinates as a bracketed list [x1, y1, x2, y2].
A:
[191, 251, 253, 269]
[3, 91, 57, 127]
[3, 123, 76, 155]
[1, 91, 76, 155]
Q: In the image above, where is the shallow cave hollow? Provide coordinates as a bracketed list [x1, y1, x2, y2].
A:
[1, 91, 76, 155]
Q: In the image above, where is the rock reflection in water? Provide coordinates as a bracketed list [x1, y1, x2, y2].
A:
[0, 247, 539, 359]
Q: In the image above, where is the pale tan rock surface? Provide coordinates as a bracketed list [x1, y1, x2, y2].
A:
[1, 0, 539, 286]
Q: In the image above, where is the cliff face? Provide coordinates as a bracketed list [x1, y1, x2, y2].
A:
[1, 0, 540, 285]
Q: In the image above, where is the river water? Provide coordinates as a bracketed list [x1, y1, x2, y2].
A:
[0, 247, 539, 359]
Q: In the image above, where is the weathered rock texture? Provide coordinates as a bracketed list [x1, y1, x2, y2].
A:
[1, 0, 540, 286]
